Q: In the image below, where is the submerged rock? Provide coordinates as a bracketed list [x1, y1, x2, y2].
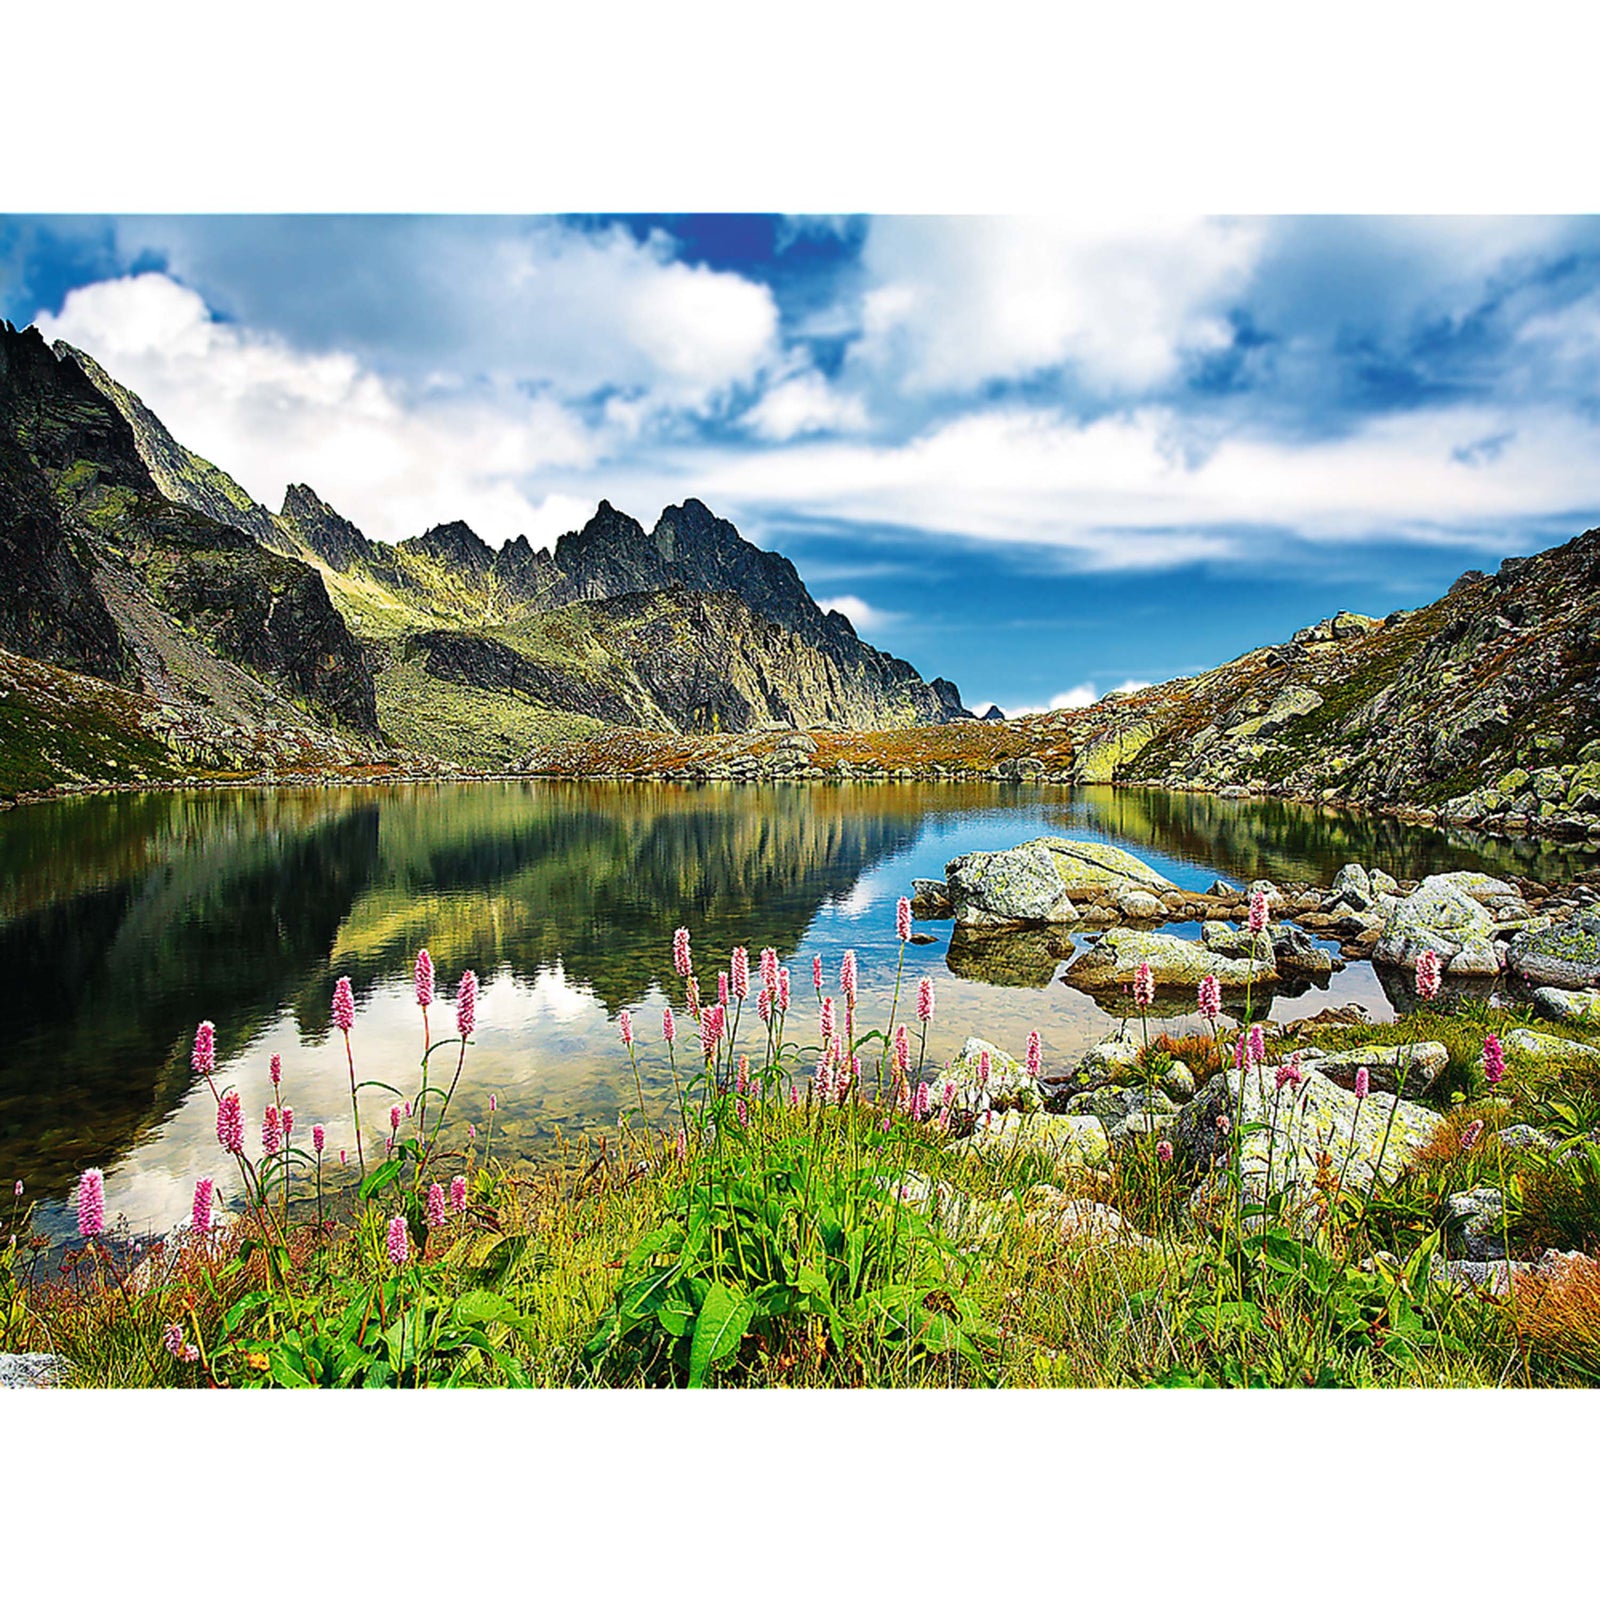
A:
[945, 926, 1072, 988]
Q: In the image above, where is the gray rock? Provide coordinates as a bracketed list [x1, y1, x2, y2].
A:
[1370, 869, 1400, 897]
[1497, 1124, 1559, 1153]
[1448, 939, 1505, 977]
[1208, 878, 1236, 897]
[1313, 1040, 1449, 1095]
[1174, 1061, 1443, 1222]
[1532, 986, 1600, 1023]
[1024, 1191, 1154, 1249]
[949, 1111, 1111, 1175]
[945, 844, 1080, 927]
[1329, 863, 1371, 906]
[1507, 919, 1600, 988]
[909, 877, 953, 919]
[1504, 1028, 1600, 1063]
[1116, 888, 1167, 920]
[1075, 1031, 1143, 1082]
[931, 1037, 1046, 1115]
[1161, 1061, 1197, 1101]
[1271, 924, 1336, 976]
[1066, 928, 1276, 992]
[1373, 875, 1497, 968]
[1445, 1187, 1506, 1261]
[0, 1353, 70, 1389]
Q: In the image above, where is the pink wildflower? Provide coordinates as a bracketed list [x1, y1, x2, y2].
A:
[1415, 949, 1442, 1002]
[269, 1052, 282, 1088]
[312, 1124, 325, 1155]
[164, 1322, 186, 1358]
[390, 1103, 402, 1132]
[262, 1103, 282, 1158]
[663, 1005, 676, 1044]
[191, 1021, 216, 1076]
[812, 954, 823, 992]
[916, 976, 935, 1023]
[820, 995, 837, 1045]
[1483, 1033, 1506, 1087]
[1275, 1052, 1303, 1092]
[760, 947, 779, 993]
[489, 1094, 497, 1114]
[427, 1182, 447, 1230]
[913, 1082, 932, 1122]
[700, 1003, 725, 1056]
[736, 1055, 750, 1095]
[1234, 1034, 1247, 1073]
[1216, 1114, 1232, 1136]
[450, 1174, 467, 1213]
[192, 1177, 214, 1234]
[943, 1080, 957, 1107]
[1026, 1030, 1042, 1079]
[736, 1097, 749, 1129]
[894, 1025, 911, 1077]
[1248, 887, 1269, 936]
[619, 1008, 633, 1047]
[841, 950, 858, 1004]
[76, 1168, 105, 1239]
[778, 967, 791, 1013]
[414, 947, 435, 1009]
[675, 1128, 689, 1161]
[789, 1083, 800, 1110]
[1196, 975, 1221, 1022]
[731, 946, 750, 1000]
[1157, 1140, 1173, 1162]
[1247, 1023, 1266, 1067]
[386, 1215, 409, 1268]
[456, 969, 478, 1039]
[13, 1180, 21, 1197]
[758, 988, 773, 1025]
[977, 1050, 990, 1089]
[673, 926, 692, 978]
[1460, 1119, 1485, 1152]
[282, 1107, 293, 1140]
[685, 976, 700, 1018]
[1354, 1067, 1370, 1101]
[340, 1150, 348, 1166]
[216, 1090, 244, 1156]
[814, 1051, 834, 1101]
[896, 897, 912, 943]
[717, 971, 730, 1009]
[332, 976, 355, 1034]
[1133, 962, 1155, 1010]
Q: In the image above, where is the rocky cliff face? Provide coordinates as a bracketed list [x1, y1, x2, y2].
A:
[0, 324, 380, 795]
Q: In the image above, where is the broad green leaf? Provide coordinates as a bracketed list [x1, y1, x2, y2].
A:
[688, 1283, 750, 1388]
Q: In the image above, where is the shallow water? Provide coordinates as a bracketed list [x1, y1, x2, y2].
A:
[2, 778, 1592, 1239]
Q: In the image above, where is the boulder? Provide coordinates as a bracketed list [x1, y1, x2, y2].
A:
[1448, 939, 1505, 977]
[1373, 876, 1496, 968]
[0, 1353, 71, 1390]
[1328, 862, 1371, 908]
[1069, 720, 1158, 784]
[930, 1037, 1045, 1115]
[910, 877, 953, 919]
[1065, 928, 1276, 993]
[1161, 1061, 1197, 1101]
[1503, 1028, 1600, 1064]
[1173, 1061, 1443, 1221]
[1074, 1030, 1142, 1083]
[1444, 1187, 1507, 1261]
[1270, 924, 1337, 976]
[1309, 1040, 1449, 1096]
[1063, 1084, 1178, 1145]
[1027, 836, 1176, 897]
[1532, 986, 1600, 1024]
[945, 844, 1080, 926]
[1507, 914, 1600, 989]
[948, 1111, 1110, 1176]
[1116, 888, 1167, 920]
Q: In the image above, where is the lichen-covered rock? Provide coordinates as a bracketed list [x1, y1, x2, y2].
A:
[949, 1110, 1110, 1175]
[1074, 1031, 1143, 1082]
[1161, 1061, 1197, 1101]
[930, 1036, 1045, 1115]
[1174, 1062, 1443, 1221]
[1069, 720, 1158, 783]
[1373, 875, 1496, 968]
[1116, 888, 1167, 920]
[1532, 986, 1600, 1024]
[1065, 928, 1275, 992]
[1503, 1028, 1600, 1064]
[1309, 1041, 1449, 1095]
[1064, 1084, 1179, 1145]
[945, 844, 1080, 926]
[1028, 836, 1176, 897]
[910, 877, 953, 919]
[1445, 1187, 1506, 1261]
[1507, 915, 1600, 989]
[1448, 939, 1505, 976]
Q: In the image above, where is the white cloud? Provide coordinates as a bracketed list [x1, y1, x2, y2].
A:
[847, 216, 1266, 395]
[815, 593, 902, 633]
[39, 273, 601, 546]
[743, 368, 868, 440]
[993, 679, 1153, 718]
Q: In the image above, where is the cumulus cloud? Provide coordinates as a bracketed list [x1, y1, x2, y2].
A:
[998, 678, 1153, 718]
[847, 216, 1266, 395]
[742, 368, 869, 440]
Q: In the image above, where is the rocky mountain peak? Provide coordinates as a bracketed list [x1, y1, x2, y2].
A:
[405, 519, 495, 576]
[278, 483, 372, 572]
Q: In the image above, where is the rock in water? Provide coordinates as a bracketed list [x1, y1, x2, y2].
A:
[1065, 928, 1276, 992]
[945, 844, 1080, 926]
[1173, 1062, 1443, 1222]
[1373, 875, 1497, 968]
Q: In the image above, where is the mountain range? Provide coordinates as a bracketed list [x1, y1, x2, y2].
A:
[0, 322, 966, 794]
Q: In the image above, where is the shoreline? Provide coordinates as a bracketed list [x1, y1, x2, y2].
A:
[6, 760, 1600, 854]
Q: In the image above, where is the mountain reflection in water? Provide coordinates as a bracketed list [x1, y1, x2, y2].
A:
[2, 778, 1590, 1235]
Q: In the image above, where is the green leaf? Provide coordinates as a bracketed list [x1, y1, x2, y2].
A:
[688, 1283, 750, 1388]
[358, 1158, 403, 1201]
[452, 1288, 516, 1326]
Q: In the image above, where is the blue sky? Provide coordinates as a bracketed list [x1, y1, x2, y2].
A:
[5, 214, 1600, 714]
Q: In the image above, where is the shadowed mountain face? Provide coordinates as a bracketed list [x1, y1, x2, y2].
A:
[0, 324, 380, 798]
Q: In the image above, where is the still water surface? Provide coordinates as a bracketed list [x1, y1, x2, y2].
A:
[4, 779, 1592, 1238]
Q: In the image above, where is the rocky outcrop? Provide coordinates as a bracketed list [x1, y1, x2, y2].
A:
[1507, 912, 1600, 989]
[1065, 927, 1276, 992]
[946, 843, 1081, 927]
